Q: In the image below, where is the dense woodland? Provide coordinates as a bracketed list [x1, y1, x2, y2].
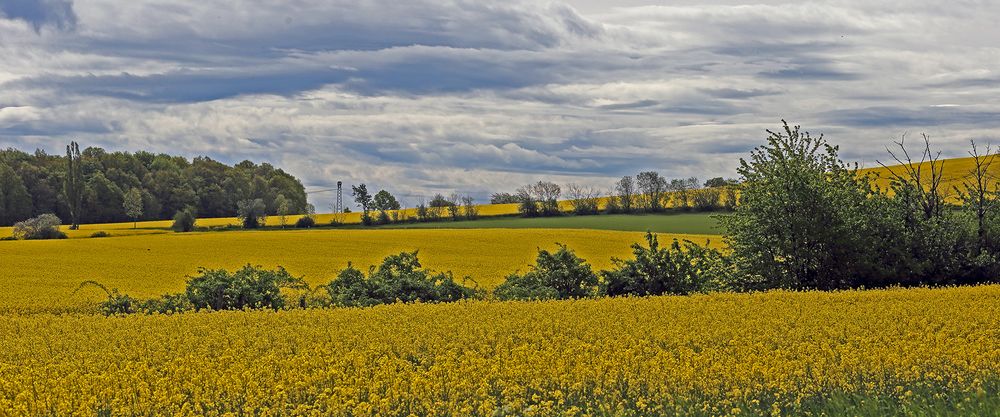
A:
[0, 146, 307, 226]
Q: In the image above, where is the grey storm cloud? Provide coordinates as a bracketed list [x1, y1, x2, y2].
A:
[0, 0, 999, 207]
[0, 0, 76, 31]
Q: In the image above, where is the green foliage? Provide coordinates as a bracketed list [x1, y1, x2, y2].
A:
[0, 146, 307, 227]
[494, 244, 598, 300]
[721, 121, 877, 291]
[171, 207, 197, 232]
[12, 213, 67, 240]
[0, 162, 32, 225]
[489, 192, 521, 204]
[429, 194, 454, 208]
[236, 198, 266, 229]
[75, 281, 137, 316]
[326, 251, 479, 307]
[90, 231, 112, 238]
[295, 215, 316, 228]
[64, 142, 84, 229]
[372, 190, 401, 212]
[122, 187, 143, 227]
[185, 265, 306, 311]
[602, 232, 729, 296]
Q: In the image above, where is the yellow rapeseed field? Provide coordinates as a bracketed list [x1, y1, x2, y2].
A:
[0, 228, 720, 313]
[861, 155, 998, 201]
[0, 286, 997, 416]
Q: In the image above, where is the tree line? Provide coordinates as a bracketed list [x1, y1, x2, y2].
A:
[0, 143, 307, 227]
[490, 175, 737, 218]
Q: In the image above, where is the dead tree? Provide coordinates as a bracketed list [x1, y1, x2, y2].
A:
[877, 133, 947, 222]
[954, 140, 999, 251]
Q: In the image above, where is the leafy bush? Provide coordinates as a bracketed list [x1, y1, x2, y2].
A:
[602, 232, 729, 297]
[295, 215, 316, 228]
[139, 293, 193, 314]
[494, 244, 598, 300]
[12, 213, 66, 240]
[75, 281, 138, 315]
[90, 231, 112, 238]
[185, 265, 306, 311]
[326, 251, 478, 307]
[236, 198, 267, 229]
[172, 208, 197, 232]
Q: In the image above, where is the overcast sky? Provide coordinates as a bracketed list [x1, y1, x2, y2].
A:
[1, 0, 998, 208]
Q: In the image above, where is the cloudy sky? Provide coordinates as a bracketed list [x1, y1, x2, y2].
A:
[1, 0, 998, 208]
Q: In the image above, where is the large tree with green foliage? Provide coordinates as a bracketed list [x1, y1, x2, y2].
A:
[721, 121, 877, 290]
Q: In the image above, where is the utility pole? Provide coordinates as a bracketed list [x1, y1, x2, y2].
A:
[336, 181, 343, 213]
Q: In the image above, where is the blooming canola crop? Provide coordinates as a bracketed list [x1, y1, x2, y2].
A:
[0, 286, 998, 415]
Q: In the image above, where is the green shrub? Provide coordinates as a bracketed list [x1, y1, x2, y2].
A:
[75, 281, 137, 315]
[139, 293, 193, 314]
[185, 265, 306, 311]
[295, 215, 316, 228]
[172, 208, 197, 232]
[326, 251, 478, 307]
[12, 213, 67, 240]
[0, 236, 16, 241]
[494, 244, 598, 300]
[602, 232, 729, 297]
[90, 231, 112, 238]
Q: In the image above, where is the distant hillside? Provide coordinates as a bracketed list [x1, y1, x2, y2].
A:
[0, 147, 306, 226]
[861, 155, 996, 200]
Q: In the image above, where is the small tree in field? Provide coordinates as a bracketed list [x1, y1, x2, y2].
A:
[172, 207, 197, 232]
[614, 175, 636, 213]
[352, 184, 374, 225]
[12, 213, 66, 240]
[461, 195, 478, 219]
[237, 198, 267, 229]
[123, 188, 143, 229]
[275, 194, 290, 228]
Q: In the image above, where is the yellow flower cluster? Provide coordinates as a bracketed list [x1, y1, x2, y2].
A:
[0, 286, 997, 416]
[0, 228, 719, 314]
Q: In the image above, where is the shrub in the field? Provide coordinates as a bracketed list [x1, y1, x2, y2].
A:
[602, 232, 729, 296]
[12, 214, 66, 240]
[326, 251, 478, 307]
[295, 215, 315, 228]
[494, 244, 598, 300]
[185, 265, 305, 311]
[90, 231, 112, 238]
[171, 208, 197, 232]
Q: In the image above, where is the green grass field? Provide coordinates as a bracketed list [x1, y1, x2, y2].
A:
[373, 212, 725, 235]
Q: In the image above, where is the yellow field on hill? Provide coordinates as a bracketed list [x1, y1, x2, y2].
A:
[0, 228, 720, 313]
[861, 155, 997, 200]
[1, 285, 997, 415]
